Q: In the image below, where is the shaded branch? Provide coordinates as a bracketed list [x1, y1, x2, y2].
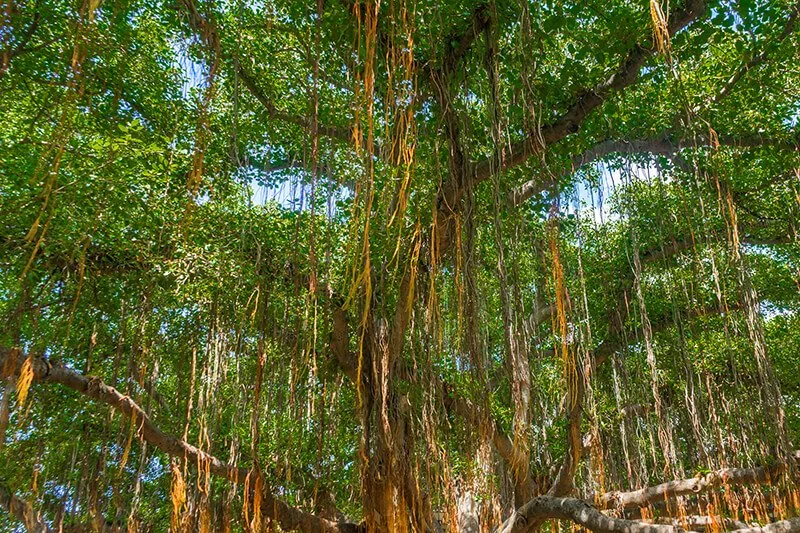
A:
[237, 63, 357, 146]
[440, 4, 491, 78]
[507, 138, 677, 207]
[0, 483, 51, 533]
[178, 0, 361, 153]
[0, 12, 40, 80]
[441, 380, 537, 501]
[728, 520, 800, 533]
[545, 364, 585, 499]
[4, 13, 41, 59]
[508, 132, 799, 208]
[592, 300, 742, 373]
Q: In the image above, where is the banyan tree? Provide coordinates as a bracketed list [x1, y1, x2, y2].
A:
[1, 0, 800, 530]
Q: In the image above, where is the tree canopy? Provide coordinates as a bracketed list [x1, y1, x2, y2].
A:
[1, 0, 799, 531]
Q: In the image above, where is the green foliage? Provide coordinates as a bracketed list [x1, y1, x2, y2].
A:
[0, 0, 799, 529]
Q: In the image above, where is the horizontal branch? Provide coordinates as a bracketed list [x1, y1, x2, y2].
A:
[727, 519, 800, 533]
[640, 516, 749, 530]
[507, 138, 678, 207]
[499, 495, 800, 533]
[0, 347, 361, 533]
[507, 132, 799, 208]
[592, 300, 742, 373]
[237, 63, 357, 146]
[593, 452, 799, 510]
[499, 495, 674, 533]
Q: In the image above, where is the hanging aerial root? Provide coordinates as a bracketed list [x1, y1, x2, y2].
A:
[15, 356, 33, 405]
[170, 461, 187, 532]
[548, 220, 575, 399]
[547, 218, 583, 498]
[649, 0, 671, 59]
[118, 409, 138, 474]
[178, 0, 221, 195]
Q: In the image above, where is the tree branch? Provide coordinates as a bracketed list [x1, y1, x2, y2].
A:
[727, 519, 800, 533]
[0, 13, 43, 80]
[499, 495, 675, 533]
[498, 495, 800, 533]
[593, 452, 800, 510]
[473, 0, 707, 185]
[507, 131, 799, 208]
[507, 138, 678, 207]
[546, 375, 584, 498]
[441, 380, 537, 501]
[0, 346, 362, 533]
[639, 516, 749, 530]
[705, 2, 800, 109]
[440, 4, 491, 78]
[178, 0, 361, 153]
[237, 62, 357, 146]
[0, 483, 52, 533]
[7, 13, 41, 59]
[327, 308, 539, 503]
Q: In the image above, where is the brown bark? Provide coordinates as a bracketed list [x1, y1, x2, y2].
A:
[499, 496, 674, 533]
[0, 483, 51, 533]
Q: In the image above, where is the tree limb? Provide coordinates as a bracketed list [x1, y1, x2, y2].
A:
[440, 4, 491, 78]
[441, 380, 537, 501]
[704, 2, 800, 109]
[728, 519, 800, 533]
[498, 495, 675, 533]
[178, 0, 361, 153]
[473, 0, 707, 185]
[498, 495, 800, 533]
[593, 452, 800, 510]
[639, 516, 750, 530]
[507, 132, 799, 208]
[237, 62, 357, 146]
[0, 346, 362, 533]
[0, 483, 51, 533]
[5, 13, 41, 59]
[507, 138, 678, 207]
